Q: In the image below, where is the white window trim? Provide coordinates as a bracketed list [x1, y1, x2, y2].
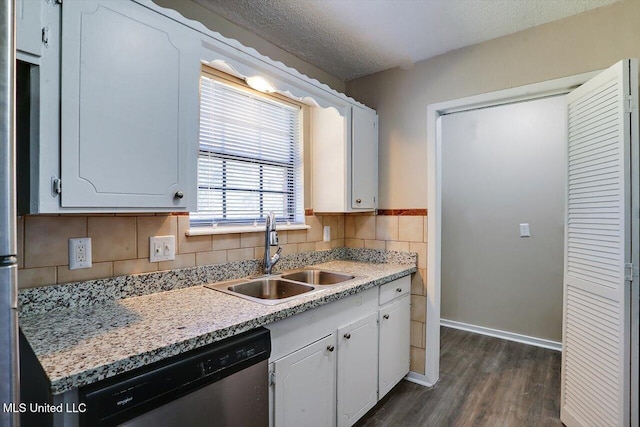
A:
[186, 223, 310, 236]
[191, 66, 306, 229]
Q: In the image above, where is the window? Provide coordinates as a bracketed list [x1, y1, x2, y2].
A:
[191, 69, 304, 229]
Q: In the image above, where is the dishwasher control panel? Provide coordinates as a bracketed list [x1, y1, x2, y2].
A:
[200, 340, 266, 376]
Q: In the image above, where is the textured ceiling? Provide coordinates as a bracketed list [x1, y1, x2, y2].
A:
[195, 0, 620, 81]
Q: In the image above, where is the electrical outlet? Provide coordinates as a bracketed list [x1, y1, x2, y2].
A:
[69, 238, 92, 270]
[323, 226, 331, 242]
[149, 236, 175, 262]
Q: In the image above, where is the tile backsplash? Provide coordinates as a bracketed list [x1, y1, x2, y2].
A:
[17, 213, 345, 289]
[18, 210, 428, 375]
[345, 213, 428, 375]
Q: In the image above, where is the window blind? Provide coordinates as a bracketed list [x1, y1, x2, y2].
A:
[191, 75, 303, 227]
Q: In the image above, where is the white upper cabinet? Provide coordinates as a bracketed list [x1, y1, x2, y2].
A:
[16, 0, 42, 61]
[311, 106, 348, 213]
[351, 105, 378, 210]
[60, 0, 199, 210]
[21, 0, 376, 213]
[312, 104, 378, 213]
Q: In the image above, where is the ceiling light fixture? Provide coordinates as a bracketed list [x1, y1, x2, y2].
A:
[246, 75, 277, 93]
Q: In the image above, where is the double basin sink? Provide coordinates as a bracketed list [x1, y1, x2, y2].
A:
[205, 269, 357, 305]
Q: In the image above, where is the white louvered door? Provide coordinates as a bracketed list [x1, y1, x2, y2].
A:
[562, 59, 638, 427]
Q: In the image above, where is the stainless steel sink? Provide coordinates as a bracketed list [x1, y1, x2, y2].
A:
[206, 278, 316, 305]
[280, 270, 355, 285]
[228, 279, 314, 299]
[205, 269, 360, 305]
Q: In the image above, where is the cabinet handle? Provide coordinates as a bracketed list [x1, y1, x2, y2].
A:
[344, 333, 351, 340]
[356, 198, 362, 204]
[383, 314, 390, 320]
[396, 288, 402, 293]
[174, 191, 184, 199]
[327, 345, 335, 352]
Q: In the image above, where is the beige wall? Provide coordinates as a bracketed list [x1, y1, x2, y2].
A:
[346, 0, 640, 209]
[345, 213, 427, 374]
[441, 97, 567, 342]
[152, 0, 345, 93]
[17, 214, 344, 288]
[345, 0, 640, 344]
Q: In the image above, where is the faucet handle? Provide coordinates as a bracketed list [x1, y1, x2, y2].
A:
[269, 230, 279, 246]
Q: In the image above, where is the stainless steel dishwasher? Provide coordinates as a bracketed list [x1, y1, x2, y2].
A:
[78, 328, 270, 427]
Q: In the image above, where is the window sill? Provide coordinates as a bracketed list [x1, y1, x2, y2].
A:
[186, 223, 310, 236]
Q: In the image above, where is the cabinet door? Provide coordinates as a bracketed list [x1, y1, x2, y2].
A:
[311, 106, 347, 212]
[351, 105, 377, 210]
[337, 312, 378, 427]
[60, 0, 199, 209]
[16, 0, 42, 59]
[273, 334, 337, 427]
[378, 295, 410, 399]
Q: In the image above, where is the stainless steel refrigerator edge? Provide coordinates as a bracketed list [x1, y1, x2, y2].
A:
[0, 0, 19, 426]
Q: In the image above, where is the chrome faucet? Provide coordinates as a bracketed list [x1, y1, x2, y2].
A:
[264, 212, 282, 275]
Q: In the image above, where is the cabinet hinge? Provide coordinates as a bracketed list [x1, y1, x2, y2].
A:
[624, 96, 637, 114]
[269, 371, 276, 386]
[41, 27, 50, 48]
[52, 177, 61, 196]
[625, 263, 638, 282]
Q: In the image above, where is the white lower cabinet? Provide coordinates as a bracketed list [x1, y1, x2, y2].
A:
[268, 277, 411, 427]
[337, 312, 379, 427]
[273, 334, 337, 427]
[378, 294, 411, 399]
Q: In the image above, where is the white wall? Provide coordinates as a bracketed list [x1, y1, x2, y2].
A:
[441, 96, 566, 341]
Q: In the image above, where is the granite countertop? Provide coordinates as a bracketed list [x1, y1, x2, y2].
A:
[19, 259, 416, 395]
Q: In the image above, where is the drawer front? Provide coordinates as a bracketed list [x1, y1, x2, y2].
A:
[268, 287, 378, 362]
[379, 275, 411, 306]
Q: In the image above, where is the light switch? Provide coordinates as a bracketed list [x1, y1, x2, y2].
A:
[519, 223, 530, 238]
[150, 236, 175, 262]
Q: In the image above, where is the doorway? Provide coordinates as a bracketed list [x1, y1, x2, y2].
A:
[440, 95, 566, 346]
[422, 70, 599, 385]
[426, 62, 639, 426]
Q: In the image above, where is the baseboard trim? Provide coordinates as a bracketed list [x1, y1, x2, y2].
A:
[440, 319, 562, 352]
[404, 371, 436, 387]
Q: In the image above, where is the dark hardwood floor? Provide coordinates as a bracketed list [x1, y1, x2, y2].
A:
[356, 327, 562, 427]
